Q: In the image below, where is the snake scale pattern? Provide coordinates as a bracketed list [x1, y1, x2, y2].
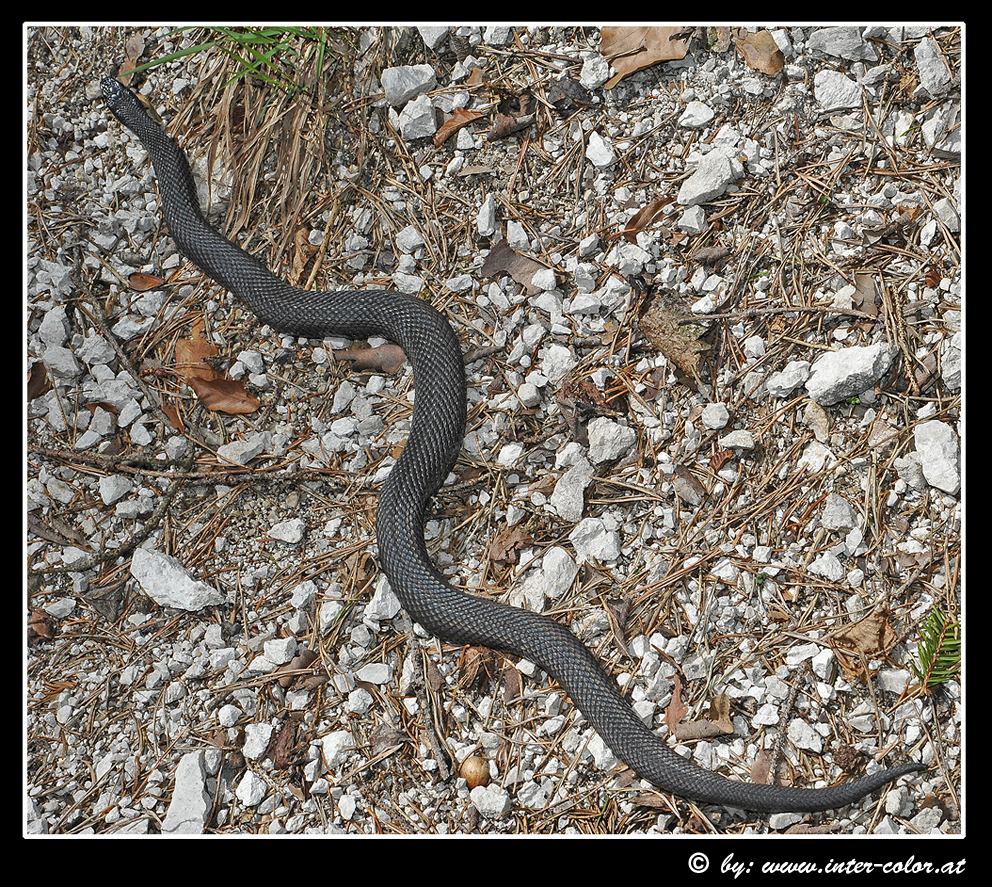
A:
[102, 75, 921, 813]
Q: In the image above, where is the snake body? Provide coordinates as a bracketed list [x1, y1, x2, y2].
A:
[102, 75, 921, 813]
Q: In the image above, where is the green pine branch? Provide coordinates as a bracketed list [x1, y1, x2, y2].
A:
[910, 607, 961, 691]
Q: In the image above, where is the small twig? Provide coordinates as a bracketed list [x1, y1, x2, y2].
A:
[32, 462, 191, 580]
[401, 610, 451, 780]
[682, 303, 879, 326]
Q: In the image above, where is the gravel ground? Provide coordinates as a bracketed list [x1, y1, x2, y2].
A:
[26, 25, 962, 837]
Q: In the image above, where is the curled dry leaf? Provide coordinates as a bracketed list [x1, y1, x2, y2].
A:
[486, 111, 535, 141]
[335, 342, 407, 375]
[618, 196, 673, 244]
[275, 647, 320, 688]
[703, 693, 735, 733]
[673, 719, 727, 741]
[663, 673, 689, 732]
[129, 271, 166, 291]
[502, 664, 522, 706]
[709, 448, 734, 473]
[852, 272, 880, 316]
[459, 645, 500, 691]
[675, 693, 734, 740]
[117, 32, 146, 83]
[433, 107, 484, 148]
[289, 227, 318, 284]
[833, 744, 868, 774]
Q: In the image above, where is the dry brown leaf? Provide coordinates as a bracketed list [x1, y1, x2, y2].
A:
[831, 609, 899, 683]
[833, 744, 867, 774]
[289, 227, 318, 284]
[629, 791, 678, 809]
[663, 673, 688, 732]
[371, 723, 406, 758]
[459, 645, 500, 691]
[671, 463, 706, 506]
[617, 196, 674, 244]
[784, 823, 837, 835]
[480, 240, 551, 294]
[710, 448, 734, 473]
[674, 692, 734, 742]
[750, 747, 794, 787]
[690, 244, 731, 264]
[434, 107, 484, 148]
[600, 26, 690, 88]
[160, 399, 183, 431]
[638, 295, 713, 387]
[503, 664, 522, 706]
[175, 318, 218, 382]
[275, 648, 319, 689]
[173, 318, 261, 414]
[734, 30, 785, 75]
[673, 719, 726, 741]
[852, 272, 880, 316]
[486, 111, 535, 141]
[489, 524, 534, 566]
[28, 609, 56, 643]
[186, 375, 261, 415]
[335, 342, 407, 375]
[27, 360, 51, 401]
[457, 163, 495, 178]
[751, 747, 773, 786]
[705, 694, 735, 733]
[117, 33, 146, 84]
[833, 609, 898, 655]
[129, 271, 166, 291]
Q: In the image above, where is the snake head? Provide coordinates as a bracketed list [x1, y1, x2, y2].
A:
[102, 75, 162, 128]
[101, 75, 125, 102]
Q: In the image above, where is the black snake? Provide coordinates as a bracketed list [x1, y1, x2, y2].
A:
[102, 75, 921, 813]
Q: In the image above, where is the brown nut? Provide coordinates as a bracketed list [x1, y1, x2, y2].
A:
[459, 755, 491, 788]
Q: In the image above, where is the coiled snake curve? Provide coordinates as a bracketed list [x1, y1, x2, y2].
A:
[102, 75, 922, 813]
